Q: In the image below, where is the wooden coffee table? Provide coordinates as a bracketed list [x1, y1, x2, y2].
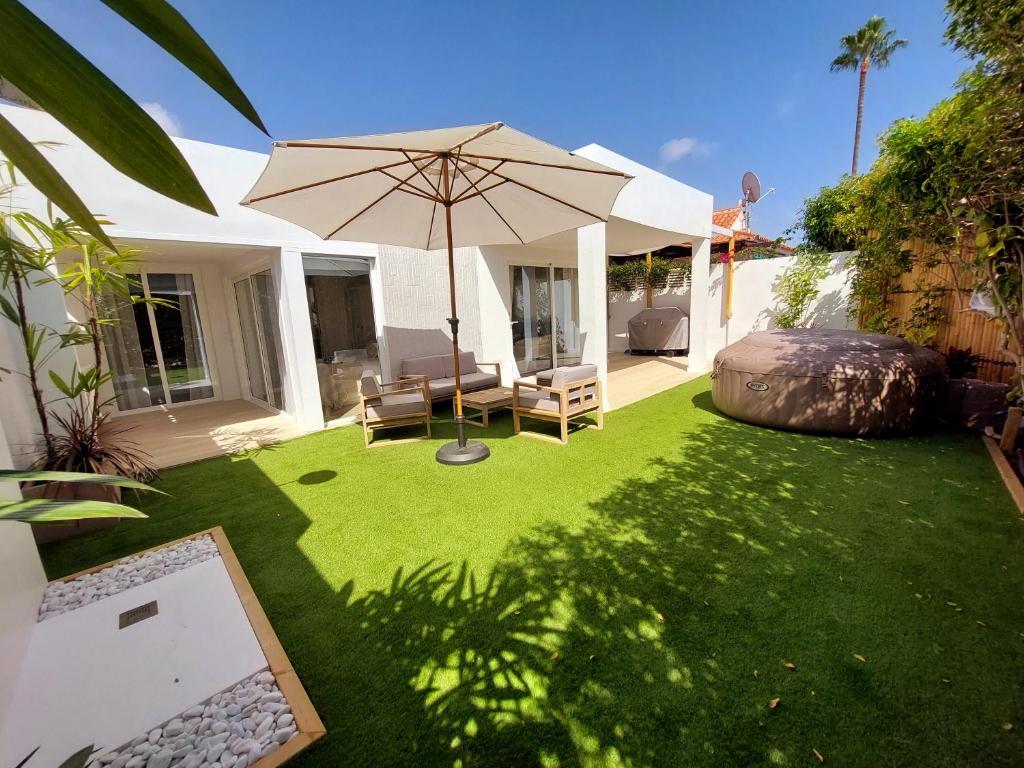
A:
[460, 386, 513, 427]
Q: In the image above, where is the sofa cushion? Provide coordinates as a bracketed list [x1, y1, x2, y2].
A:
[359, 370, 379, 396]
[402, 355, 445, 382]
[426, 377, 457, 399]
[459, 371, 500, 392]
[443, 351, 478, 378]
[365, 392, 426, 420]
[516, 390, 561, 413]
[535, 368, 556, 386]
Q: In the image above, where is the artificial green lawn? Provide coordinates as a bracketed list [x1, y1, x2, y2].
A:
[41, 378, 1024, 767]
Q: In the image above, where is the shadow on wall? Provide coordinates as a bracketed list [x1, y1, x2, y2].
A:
[758, 254, 853, 332]
[382, 326, 455, 375]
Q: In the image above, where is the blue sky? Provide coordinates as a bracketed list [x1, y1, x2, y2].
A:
[27, 0, 967, 241]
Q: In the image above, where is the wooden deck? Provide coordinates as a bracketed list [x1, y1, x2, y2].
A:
[112, 400, 306, 469]
[606, 352, 701, 411]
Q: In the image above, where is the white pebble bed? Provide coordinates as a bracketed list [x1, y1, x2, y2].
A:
[38, 535, 220, 621]
[94, 669, 299, 768]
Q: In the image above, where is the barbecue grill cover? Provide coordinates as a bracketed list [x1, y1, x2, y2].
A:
[627, 307, 689, 352]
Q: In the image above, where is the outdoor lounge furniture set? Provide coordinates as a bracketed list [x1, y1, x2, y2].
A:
[357, 351, 603, 446]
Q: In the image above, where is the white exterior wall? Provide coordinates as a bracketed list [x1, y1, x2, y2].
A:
[376, 245, 482, 378]
[705, 252, 854, 358]
[0, 415, 46, 731]
[608, 252, 854, 361]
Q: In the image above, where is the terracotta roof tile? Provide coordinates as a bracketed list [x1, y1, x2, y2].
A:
[712, 207, 742, 229]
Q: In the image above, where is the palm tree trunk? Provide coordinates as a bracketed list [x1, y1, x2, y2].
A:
[852, 58, 869, 175]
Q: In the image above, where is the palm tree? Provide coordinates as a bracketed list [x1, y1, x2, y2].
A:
[830, 16, 908, 175]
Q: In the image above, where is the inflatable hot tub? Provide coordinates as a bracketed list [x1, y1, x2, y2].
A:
[711, 329, 945, 435]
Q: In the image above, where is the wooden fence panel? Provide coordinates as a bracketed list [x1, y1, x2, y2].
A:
[885, 238, 1014, 383]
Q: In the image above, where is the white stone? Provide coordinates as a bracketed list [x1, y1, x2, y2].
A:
[272, 727, 296, 744]
[145, 748, 173, 768]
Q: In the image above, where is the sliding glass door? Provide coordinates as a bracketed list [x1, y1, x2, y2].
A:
[510, 265, 581, 374]
[233, 270, 284, 410]
[102, 272, 215, 411]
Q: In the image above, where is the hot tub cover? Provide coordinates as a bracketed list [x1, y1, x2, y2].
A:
[712, 328, 945, 435]
[627, 307, 689, 352]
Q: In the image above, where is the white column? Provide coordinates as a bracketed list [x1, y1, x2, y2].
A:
[367, 252, 391, 383]
[273, 248, 324, 431]
[577, 223, 609, 408]
[688, 235, 712, 372]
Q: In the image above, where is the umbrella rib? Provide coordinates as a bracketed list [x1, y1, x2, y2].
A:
[243, 156, 415, 204]
[375, 167, 439, 202]
[452, 179, 509, 205]
[446, 122, 503, 153]
[325, 163, 427, 239]
[457, 152, 632, 177]
[455, 163, 525, 245]
[451, 159, 506, 204]
[455, 156, 609, 222]
[401, 150, 444, 200]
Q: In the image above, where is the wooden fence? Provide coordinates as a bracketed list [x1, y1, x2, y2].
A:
[886, 238, 1014, 383]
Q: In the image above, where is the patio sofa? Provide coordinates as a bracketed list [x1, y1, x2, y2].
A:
[399, 352, 501, 413]
[513, 364, 603, 444]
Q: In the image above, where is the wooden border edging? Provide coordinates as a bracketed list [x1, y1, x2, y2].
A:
[50, 526, 326, 767]
[983, 436, 1024, 515]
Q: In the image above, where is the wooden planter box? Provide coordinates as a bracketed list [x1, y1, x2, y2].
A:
[984, 436, 1024, 514]
[48, 527, 325, 768]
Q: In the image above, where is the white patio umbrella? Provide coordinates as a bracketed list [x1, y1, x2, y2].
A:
[241, 122, 631, 465]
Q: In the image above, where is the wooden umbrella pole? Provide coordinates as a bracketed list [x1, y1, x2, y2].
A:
[441, 154, 467, 447]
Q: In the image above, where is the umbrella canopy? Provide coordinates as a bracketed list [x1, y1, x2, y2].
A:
[240, 122, 631, 464]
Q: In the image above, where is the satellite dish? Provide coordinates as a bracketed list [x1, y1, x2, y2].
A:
[742, 171, 761, 204]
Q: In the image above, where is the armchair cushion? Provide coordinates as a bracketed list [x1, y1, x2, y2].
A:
[364, 392, 427, 420]
[402, 355, 445, 382]
[516, 390, 561, 413]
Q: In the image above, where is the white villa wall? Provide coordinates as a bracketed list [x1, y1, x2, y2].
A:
[705, 252, 854, 357]
[0, 414, 46, 731]
[375, 245, 483, 379]
[607, 252, 853, 358]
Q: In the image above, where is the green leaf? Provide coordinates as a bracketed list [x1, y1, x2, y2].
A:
[0, 294, 21, 326]
[48, 368, 76, 398]
[0, 112, 114, 249]
[0, 1, 216, 215]
[0, 498, 148, 522]
[100, 0, 266, 134]
[56, 746, 98, 768]
[0, 468, 165, 493]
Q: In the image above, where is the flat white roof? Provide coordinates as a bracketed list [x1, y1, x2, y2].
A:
[2, 104, 712, 250]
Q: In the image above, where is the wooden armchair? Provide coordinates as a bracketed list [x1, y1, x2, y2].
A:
[512, 364, 603, 444]
[358, 370, 431, 448]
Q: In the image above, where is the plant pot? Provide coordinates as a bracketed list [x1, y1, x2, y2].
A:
[25, 481, 123, 544]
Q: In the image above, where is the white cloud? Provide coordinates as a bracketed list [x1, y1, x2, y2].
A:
[658, 136, 714, 163]
[141, 102, 183, 137]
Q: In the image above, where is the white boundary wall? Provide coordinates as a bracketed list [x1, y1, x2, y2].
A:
[608, 252, 854, 358]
